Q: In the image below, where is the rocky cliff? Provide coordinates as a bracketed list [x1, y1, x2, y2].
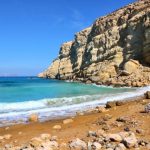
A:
[39, 0, 150, 87]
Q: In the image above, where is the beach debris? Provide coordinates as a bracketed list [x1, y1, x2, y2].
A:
[53, 125, 62, 130]
[69, 138, 87, 149]
[63, 118, 74, 124]
[28, 114, 39, 122]
[144, 103, 150, 113]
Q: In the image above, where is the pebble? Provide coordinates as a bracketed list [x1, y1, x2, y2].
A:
[53, 125, 62, 130]
[63, 119, 74, 124]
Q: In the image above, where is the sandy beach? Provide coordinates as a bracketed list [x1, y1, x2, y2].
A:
[0, 95, 150, 149]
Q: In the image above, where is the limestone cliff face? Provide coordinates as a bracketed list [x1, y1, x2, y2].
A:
[39, 0, 150, 87]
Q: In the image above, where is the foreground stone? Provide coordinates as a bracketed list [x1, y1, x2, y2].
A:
[53, 125, 62, 130]
[145, 103, 150, 113]
[123, 133, 137, 148]
[69, 138, 87, 149]
[63, 119, 74, 124]
[28, 114, 38, 122]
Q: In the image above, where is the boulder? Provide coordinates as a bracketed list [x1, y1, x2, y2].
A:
[124, 59, 139, 74]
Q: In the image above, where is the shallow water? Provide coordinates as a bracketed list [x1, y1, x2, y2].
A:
[0, 77, 149, 126]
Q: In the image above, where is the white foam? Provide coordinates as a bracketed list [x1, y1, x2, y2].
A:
[0, 86, 150, 127]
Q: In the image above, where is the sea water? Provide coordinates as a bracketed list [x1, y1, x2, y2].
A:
[0, 77, 149, 126]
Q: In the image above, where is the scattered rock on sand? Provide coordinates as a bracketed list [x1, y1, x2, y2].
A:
[145, 91, 150, 99]
[91, 142, 102, 149]
[63, 119, 74, 124]
[30, 137, 43, 147]
[115, 143, 126, 150]
[40, 133, 51, 140]
[53, 125, 62, 130]
[69, 138, 87, 149]
[106, 101, 116, 108]
[97, 106, 107, 113]
[28, 114, 38, 122]
[3, 134, 12, 140]
[123, 132, 137, 148]
[145, 103, 150, 113]
[107, 133, 122, 142]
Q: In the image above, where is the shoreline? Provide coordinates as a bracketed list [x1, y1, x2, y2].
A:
[0, 95, 150, 149]
[0, 85, 150, 128]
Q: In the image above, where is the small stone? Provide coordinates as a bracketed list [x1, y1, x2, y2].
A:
[30, 137, 43, 147]
[4, 134, 12, 140]
[145, 103, 150, 113]
[51, 136, 58, 141]
[40, 133, 51, 140]
[5, 127, 10, 130]
[106, 101, 116, 108]
[53, 125, 62, 130]
[136, 129, 144, 134]
[91, 142, 102, 149]
[145, 91, 150, 99]
[107, 134, 122, 142]
[123, 133, 137, 148]
[146, 143, 150, 149]
[115, 143, 126, 150]
[69, 138, 87, 149]
[87, 131, 97, 137]
[63, 119, 73, 124]
[28, 114, 38, 122]
[18, 132, 22, 135]
[0, 136, 4, 140]
[97, 106, 107, 113]
[116, 101, 125, 106]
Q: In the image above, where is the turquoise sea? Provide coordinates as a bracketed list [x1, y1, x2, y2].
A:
[0, 77, 149, 126]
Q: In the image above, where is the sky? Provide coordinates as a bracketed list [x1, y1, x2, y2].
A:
[0, 0, 136, 76]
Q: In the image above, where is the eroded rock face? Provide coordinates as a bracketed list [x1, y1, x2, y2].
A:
[39, 0, 150, 87]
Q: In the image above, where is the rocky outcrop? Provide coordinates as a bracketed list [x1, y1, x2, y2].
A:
[39, 0, 150, 87]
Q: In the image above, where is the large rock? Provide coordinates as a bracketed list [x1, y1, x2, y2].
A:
[39, 0, 150, 87]
[69, 138, 87, 149]
[124, 59, 139, 74]
[123, 133, 138, 148]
